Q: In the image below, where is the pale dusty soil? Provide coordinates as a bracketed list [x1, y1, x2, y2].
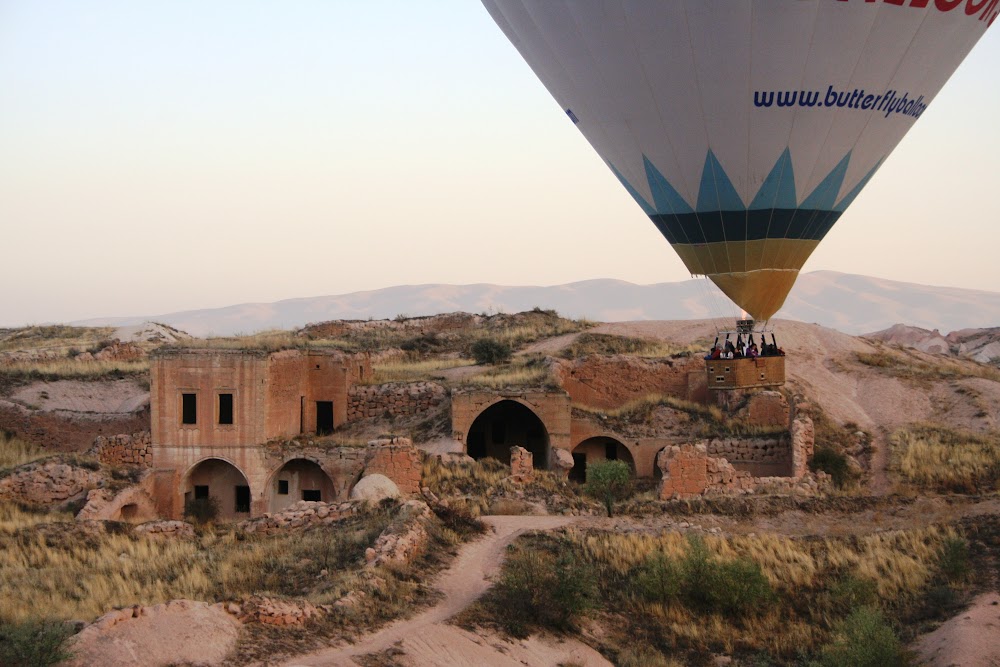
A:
[65, 600, 240, 667]
[281, 515, 609, 667]
[913, 591, 1000, 667]
[7, 379, 148, 414]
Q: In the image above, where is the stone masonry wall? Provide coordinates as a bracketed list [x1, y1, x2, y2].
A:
[705, 436, 791, 477]
[551, 355, 696, 410]
[93, 431, 153, 467]
[347, 382, 446, 422]
[745, 391, 790, 428]
[509, 446, 534, 482]
[363, 437, 423, 494]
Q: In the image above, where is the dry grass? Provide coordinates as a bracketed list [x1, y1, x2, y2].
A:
[474, 524, 961, 662]
[891, 424, 1000, 493]
[170, 331, 353, 352]
[559, 333, 697, 360]
[576, 393, 724, 422]
[0, 502, 403, 624]
[0, 326, 116, 355]
[0, 433, 48, 470]
[0, 359, 149, 381]
[856, 347, 1000, 383]
[368, 357, 474, 384]
[460, 356, 556, 389]
[421, 456, 583, 517]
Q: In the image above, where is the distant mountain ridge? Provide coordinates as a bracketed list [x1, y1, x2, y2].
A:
[73, 271, 1000, 337]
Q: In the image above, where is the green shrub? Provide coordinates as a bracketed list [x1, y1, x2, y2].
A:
[183, 497, 219, 524]
[488, 547, 597, 637]
[470, 338, 513, 365]
[0, 619, 74, 666]
[633, 538, 775, 619]
[826, 575, 878, 615]
[818, 607, 905, 667]
[585, 460, 633, 517]
[811, 447, 851, 488]
[938, 536, 970, 583]
[681, 537, 775, 618]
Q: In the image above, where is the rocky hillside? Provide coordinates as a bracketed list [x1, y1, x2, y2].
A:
[866, 323, 1000, 364]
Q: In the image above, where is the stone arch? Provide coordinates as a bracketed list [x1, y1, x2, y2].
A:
[570, 436, 636, 483]
[182, 457, 252, 521]
[466, 399, 549, 468]
[266, 458, 337, 513]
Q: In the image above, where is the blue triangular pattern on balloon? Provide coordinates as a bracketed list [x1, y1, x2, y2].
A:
[643, 156, 694, 215]
[697, 150, 744, 212]
[834, 157, 884, 212]
[608, 162, 656, 216]
[749, 148, 796, 210]
[801, 152, 852, 211]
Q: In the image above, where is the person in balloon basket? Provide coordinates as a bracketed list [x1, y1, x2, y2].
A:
[705, 346, 722, 360]
[747, 342, 759, 358]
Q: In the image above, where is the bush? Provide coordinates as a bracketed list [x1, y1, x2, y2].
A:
[585, 460, 633, 517]
[487, 547, 597, 637]
[826, 575, 878, 615]
[470, 338, 513, 365]
[811, 447, 851, 488]
[183, 496, 219, 524]
[633, 537, 775, 619]
[939, 536, 970, 583]
[680, 537, 775, 618]
[0, 619, 74, 666]
[818, 607, 905, 667]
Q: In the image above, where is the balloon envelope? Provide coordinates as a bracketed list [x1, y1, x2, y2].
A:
[483, 0, 996, 320]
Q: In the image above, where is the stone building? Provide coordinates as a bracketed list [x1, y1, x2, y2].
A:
[148, 348, 371, 520]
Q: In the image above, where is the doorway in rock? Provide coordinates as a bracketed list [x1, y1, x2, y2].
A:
[316, 401, 334, 435]
[182, 458, 252, 520]
[268, 458, 336, 513]
[465, 400, 548, 468]
[571, 437, 636, 477]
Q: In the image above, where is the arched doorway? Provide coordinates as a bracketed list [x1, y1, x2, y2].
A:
[183, 458, 252, 521]
[268, 459, 337, 513]
[570, 436, 635, 483]
[466, 400, 548, 468]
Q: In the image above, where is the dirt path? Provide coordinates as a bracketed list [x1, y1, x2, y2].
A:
[282, 515, 583, 667]
[868, 432, 892, 496]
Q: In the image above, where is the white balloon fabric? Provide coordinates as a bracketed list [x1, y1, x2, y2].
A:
[483, 0, 996, 319]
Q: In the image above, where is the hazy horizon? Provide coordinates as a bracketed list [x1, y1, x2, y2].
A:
[2, 2, 998, 326]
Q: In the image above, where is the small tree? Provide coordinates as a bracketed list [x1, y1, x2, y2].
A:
[585, 460, 632, 517]
[471, 337, 513, 365]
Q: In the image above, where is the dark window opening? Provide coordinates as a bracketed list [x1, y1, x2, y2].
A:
[302, 489, 321, 502]
[235, 485, 251, 513]
[194, 485, 209, 500]
[182, 393, 197, 425]
[316, 401, 334, 435]
[278, 480, 289, 495]
[570, 453, 587, 483]
[300, 396, 305, 434]
[359, 365, 364, 378]
[218, 393, 233, 425]
[605, 443, 618, 461]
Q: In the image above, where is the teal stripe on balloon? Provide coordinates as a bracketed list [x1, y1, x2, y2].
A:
[644, 156, 694, 215]
[749, 148, 797, 210]
[697, 150, 745, 212]
[800, 152, 851, 211]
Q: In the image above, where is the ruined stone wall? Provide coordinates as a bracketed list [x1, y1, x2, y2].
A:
[347, 382, 446, 422]
[745, 391, 791, 428]
[551, 355, 698, 409]
[451, 390, 572, 468]
[94, 431, 153, 467]
[704, 436, 792, 477]
[363, 437, 423, 494]
[509, 446, 534, 482]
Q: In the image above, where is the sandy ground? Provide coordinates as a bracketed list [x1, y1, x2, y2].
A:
[7, 379, 148, 414]
[913, 591, 1000, 667]
[281, 515, 610, 667]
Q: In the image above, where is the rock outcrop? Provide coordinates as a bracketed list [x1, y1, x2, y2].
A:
[365, 500, 432, 568]
[0, 460, 103, 506]
[350, 474, 401, 502]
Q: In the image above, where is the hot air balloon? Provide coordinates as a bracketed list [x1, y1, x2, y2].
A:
[482, 0, 996, 388]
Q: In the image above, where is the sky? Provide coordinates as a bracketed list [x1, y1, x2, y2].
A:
[1, 1, 998, 326]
